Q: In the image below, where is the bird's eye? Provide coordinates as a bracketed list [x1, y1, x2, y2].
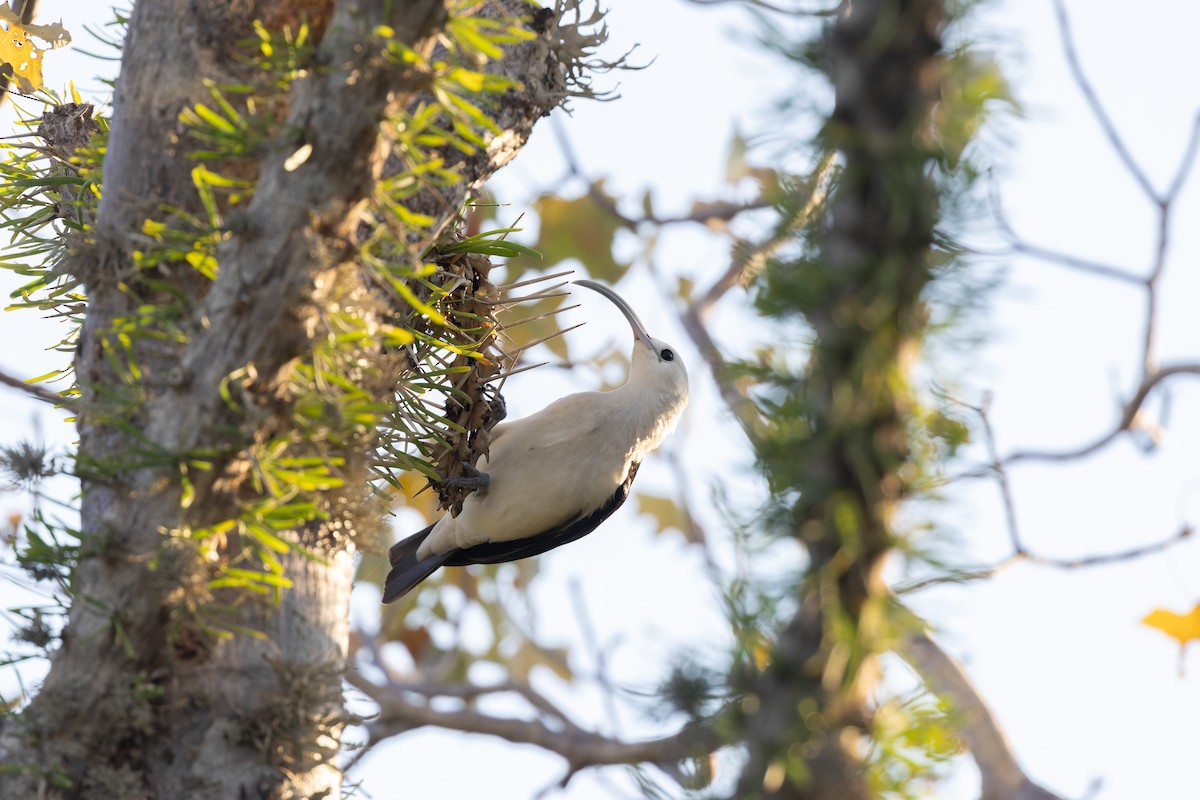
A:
[660, 349, 675, 361]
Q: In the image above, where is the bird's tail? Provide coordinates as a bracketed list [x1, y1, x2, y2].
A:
[382, 522, 452, 603]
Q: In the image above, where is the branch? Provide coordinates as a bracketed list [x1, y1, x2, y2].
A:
[1050, 0, 1200, 377]
[903, 375, 1197, 594]
[982, 178, 1143, 286]
[1005, 363, 1200, 464]
[900, 630, 1066, 800]
[1050, 0, 1157, 203]
[551, 117, 773, 230]
[895, 524, 1194, 594]
[568, 579, 623, 733]
[0, 367, 65, 407]
[1166, 111, 1200, 203]
[966, 395, 1025, 554]
[345, 670, 719, 777]
[696, 150, 837, 320]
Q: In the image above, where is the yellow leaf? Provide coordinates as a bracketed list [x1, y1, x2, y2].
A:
[636, 493, 686, 535]
[1143, 603, 1200, 675]
[1142, 604, 1200, 646]
[750, 632, 772, 672]
[0, 22, 44, 93]
[0, 6, 71, 48]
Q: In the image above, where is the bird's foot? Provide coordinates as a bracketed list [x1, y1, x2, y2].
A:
[437, 461, 491, 493]
[484, 390, 507, 430]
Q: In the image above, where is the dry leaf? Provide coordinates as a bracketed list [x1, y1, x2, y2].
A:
[636, 492, 686, 535]
[0, 3, 72, 47]
[0, 4, 72, 93]
[0, 23, 43, 92]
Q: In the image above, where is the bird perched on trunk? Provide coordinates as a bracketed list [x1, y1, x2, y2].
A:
[382, 280, 688, 603]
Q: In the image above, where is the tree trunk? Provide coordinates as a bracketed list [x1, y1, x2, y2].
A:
[736, 0, 948, 796]
[0, 1, 590, 797]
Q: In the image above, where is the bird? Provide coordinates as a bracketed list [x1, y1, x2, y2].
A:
[382, 279, 689, 603]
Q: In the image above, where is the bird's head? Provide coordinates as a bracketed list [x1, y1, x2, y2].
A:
[573, 280, 689, 407]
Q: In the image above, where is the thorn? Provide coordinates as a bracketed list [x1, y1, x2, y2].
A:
[495, 269, 576, 292]
[511, 322, 585, 354]
[487, 360, 550, 385]
[482, 287, 572, 306]
[500, 304, 581, 330]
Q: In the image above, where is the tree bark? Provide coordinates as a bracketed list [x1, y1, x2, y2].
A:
[0, 1, 591, 797]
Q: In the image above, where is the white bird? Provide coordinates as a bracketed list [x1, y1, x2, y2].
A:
[382, 279, 689, 603]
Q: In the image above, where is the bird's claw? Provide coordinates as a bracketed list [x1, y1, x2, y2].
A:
[436, 461, 491, 493]
[484, 390, 507, 430]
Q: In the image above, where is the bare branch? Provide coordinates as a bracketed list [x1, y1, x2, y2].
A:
[966, 239, 1143, 286]
[893, 560, 1019, 594]
[1048, 3, 1200, 376]
[1027, 524, 1194, 570]
[568, 579, 623, 733]
[1011, 241, 1143, 285]
[1166, 111, 1200, 203]
[679, 296, 762, 435]
[346, 670, 719, 775]
[983, 176, 1143, 285]
[967, 395, 1025, 553]
[0, 367, 67, 407]
[376, 677, 577, 729]
[551, 117, 773, 230]
[896, 525, 1194, 594]
[1005, 363, 1200, 464]
[900, 630, 1066, 800]
[1051, 0, 1159, 203]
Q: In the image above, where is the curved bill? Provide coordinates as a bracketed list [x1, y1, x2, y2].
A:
[574, 280, 656, 352]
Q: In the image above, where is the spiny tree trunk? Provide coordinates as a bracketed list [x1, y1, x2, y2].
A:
[0, 1, 588, 797]
[736, 0, 947, 797]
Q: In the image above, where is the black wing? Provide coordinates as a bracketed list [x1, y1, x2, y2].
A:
[444, 461, 641, 566]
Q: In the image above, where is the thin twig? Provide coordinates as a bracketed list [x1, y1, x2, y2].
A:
[0, 368, 67, 407]
[896, 525, 1194, 594]
[1027, 525, 1194, 570]
[984, 176, 1143, 285]
[552, 115, 775, 231]
[1048, 1, 1200, 377]
[346, 668, 718, 773]
[1051, 0, 1159, 203]
[569, 579, 623, 735]
[974, 240, 1143, 286]
[894, 559, 1019, 594]
[1005, 363, 1200, 463]
[970, 394, 1024, 553]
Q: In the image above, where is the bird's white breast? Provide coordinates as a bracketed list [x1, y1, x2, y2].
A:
[417, 391, 638, 557]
